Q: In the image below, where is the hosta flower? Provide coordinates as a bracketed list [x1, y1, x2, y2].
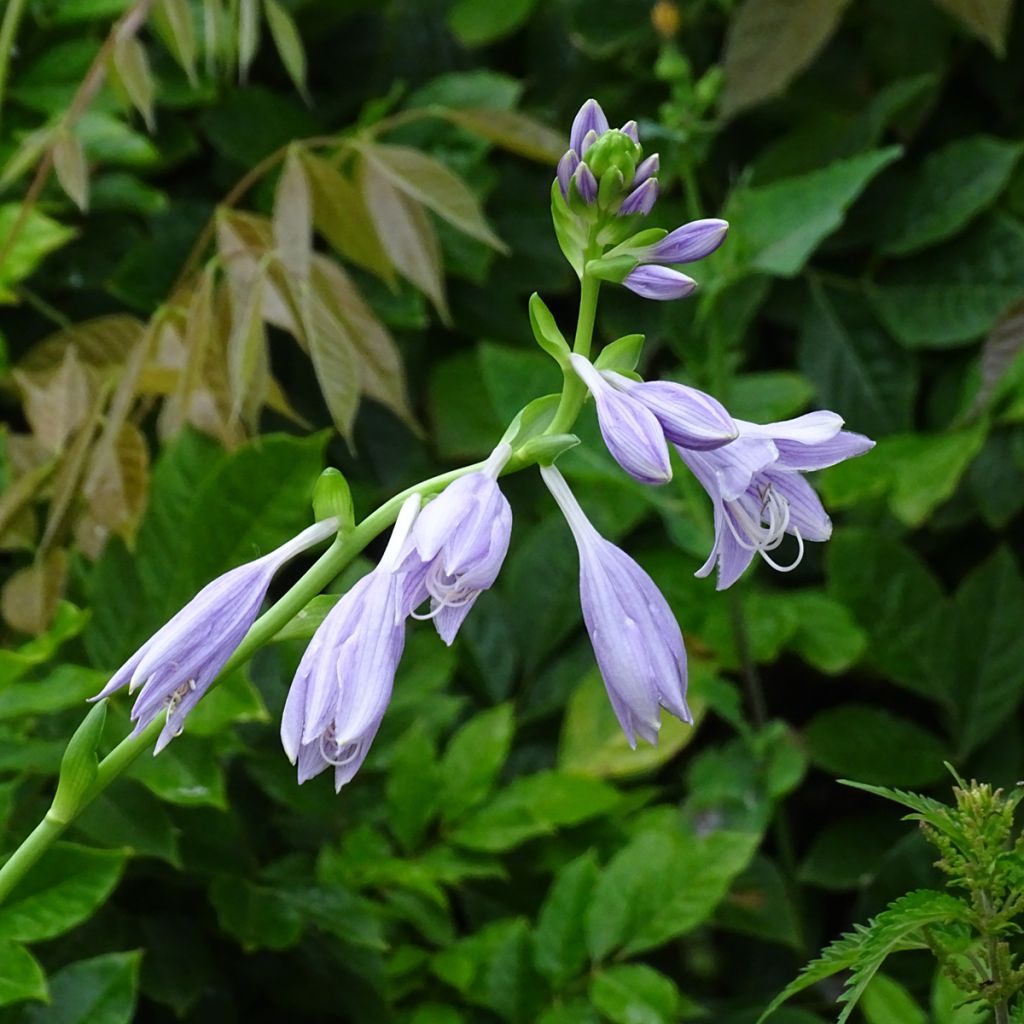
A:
[93, 518, 339, 753]
[618, 219, 728, 301]
[570, 355, 738, 482]
[280, 495, 421, 791]
[407, 443, 513, 644]
[622, 265, 697, 301]
[678, 412, 874, 590]
[542, 465, 691, 746]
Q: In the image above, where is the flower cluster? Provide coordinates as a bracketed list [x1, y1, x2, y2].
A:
[89, 98, 874, 793]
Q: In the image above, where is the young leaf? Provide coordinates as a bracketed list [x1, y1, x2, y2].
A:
[53, 131, 89, 212]
[1, 547, 69, 636]
[930, 0, 1013, 55]
[438, 108, 563, 163]
[237, 0, 260, 81]
[82, 421, 150, 539]
[111, 37, 156, 130]
[302, 278, 361, 440]
[226, 272, 268, 428]
[273, 147, 312, 284]
[264, 0, 309, 101]
[153, 0, 198, 83]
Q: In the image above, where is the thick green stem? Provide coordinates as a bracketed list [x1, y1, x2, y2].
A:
[547, 269, 602, 436]
[0, 0, 28, 127]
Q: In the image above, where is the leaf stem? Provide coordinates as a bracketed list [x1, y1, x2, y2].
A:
[0, 0, 28, 128]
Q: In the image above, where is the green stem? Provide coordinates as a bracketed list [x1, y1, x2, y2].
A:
[547, 267, 602, 436]
[0, 461, 484, 903]
[0, 0, 28, 127]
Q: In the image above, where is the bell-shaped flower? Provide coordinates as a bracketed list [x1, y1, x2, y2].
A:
[642, 218, 728, 264]
[678, 412, 874, 590]
[280, 496, 421, 791]
[600, 372, 738, 451]
[622, 265, 697, 301]
[93, 518, 339, 753]
[407, 444, 513, 644]
[541, 466, 691, 746]
[570, 354, 671, 484]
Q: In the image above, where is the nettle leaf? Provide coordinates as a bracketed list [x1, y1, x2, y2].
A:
[952, 547, 1024, 755]
[0, 843, 126, 942]
[722, 148, 901, 277]
[930, 0, 1013, 55]
[870, 215, 1024, 348]
[533, 852, 599, 985]
[0, 940, 47, 1008]
[881, 136, 1022, 256]
[21, 952, 140, 1024]
[720, 0, 853, 117]
[438, 703, 514, 825]
[827, 529, 953, 702]
[450, 772, 620, 852]
[586, 827, 760, 960]
[804, 705, 949, 786]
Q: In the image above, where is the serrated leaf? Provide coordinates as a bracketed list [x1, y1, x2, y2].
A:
[360, 158, 448, 320]
[721, 0, 853, 117]
[53, 131, 89, 211]
[264, 0, 308, 100]
[362, 143, 506, 251]
[931, 0, 1013, 55]
[0, 844, 126, 942]
[111, 37, 155, 130]
[882, 136, 1022, 256]
[21, 952, 140, 1024]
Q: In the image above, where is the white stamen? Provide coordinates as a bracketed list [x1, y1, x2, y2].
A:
[319, 725, 361, 766]
[722, 483, 805, 572]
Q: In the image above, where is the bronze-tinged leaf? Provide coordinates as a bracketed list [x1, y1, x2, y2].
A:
[931, 0, 1013, 55]
[83, 421, 150, 540]
[310, 256, 417, 430]
[437, 107, 564, 164]
[973, 299, 1024, 413]
[361, 142, 507, 251]
[153, 0, 198, 83]
[0, 458, 55, 542]
[360, 160, 448, 321]
[0, 505, 38, 553]
[273, 147, 312, 285]
[14, 347, 95, 453]
[0, 126, 53, 192]
[302, 284, 361, 441]
[264, 0, 309, 101]
[237, 0, 260, 81]
[111, 36, 157, 130]
[303, 150, 394, 283]
[1, 547, 69, 635]
[720, 0, 853, 118]
[52, 130, 89, 211]
[19, 315, 146, 374]
[74, 510, 110, 560]
[216, 210, 295, 330]
[226, 272, 268, 429]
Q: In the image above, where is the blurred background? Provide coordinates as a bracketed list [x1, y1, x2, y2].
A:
[0, 0, 1022, 1021]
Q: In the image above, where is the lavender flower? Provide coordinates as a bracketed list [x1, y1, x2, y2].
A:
[569, 354, 671, 484]
[643, 219, 728, 264]
[678, 412, 875, 590]
[622, 265, 697, 301]
[542, 465, 691, 746]
[573, 161, 598, 204]
[632, 153, 659, 186]
[407, 444, 513, 644]
[618, 178, 659, 217]
[280, 496, 421, 791]
[570, 99, 609, 155]
[93, 518, 338, 753]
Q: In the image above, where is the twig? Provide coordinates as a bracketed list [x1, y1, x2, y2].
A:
[0, 0, 157, 274]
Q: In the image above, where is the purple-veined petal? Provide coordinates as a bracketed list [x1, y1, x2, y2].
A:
[774, 431, 875, 471]
[622, 265, 696, 301]
[620, 119, 639, 142]
[737, 411, 844, 444]
[573, 161, 598, 204]
[762, 469, 832, 542]
[633, 153, 659, 186]
[618, 178, 658, 216]
[556, 149, 579, 198]
[569, 98, 609, 154]
[650, 218, 729, 264]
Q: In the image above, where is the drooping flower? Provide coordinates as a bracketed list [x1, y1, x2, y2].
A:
[678, 412, 874, 590]
[541, 465, 691, 746]
[641, 218, 728, 264]
[93, 518, 339, 753]
[569, 354, 671, 485]
[570, 355, 738, 482]
[280, 496, 421, 791]
[622, 265, 697, 301]
[407, 443, 513, 644]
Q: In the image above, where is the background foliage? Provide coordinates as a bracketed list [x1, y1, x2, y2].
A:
[1, 0, 1023, 1021]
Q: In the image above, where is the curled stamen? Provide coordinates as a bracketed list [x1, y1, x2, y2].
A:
[759, 528, 805, 573]
[319, 726, 362, 767]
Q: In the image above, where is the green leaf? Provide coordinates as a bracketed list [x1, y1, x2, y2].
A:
[0, 940, 47, 1008]
[0, 603, 88, 686]
[21, 952, 140, 1024]
[479, 343, 561, 426]
[209, 876, 304, 952]
[932, 969, 988, 1024]
[533, 852, 598, 985]
[798, 814, 906, 890]
[869, 215, 1024, 348]
[720, 0, 853, 117]
[0, 844, 126, 942]
[882, 136, 1022, 256]
[723, 148, 901, 278]
[450, 772, 620, 852]
[862, 973, 928, 1024]
[128, 735, 227, 808]
[931, 0, 1013, 55]
[439, 704, 514, 825]
[728, 370, 815, 422]
[804, 705, 949, 786]
[388, 726, 440, 852]
[800, 282, 916, 436]
[264, 0, 309, 100]
[779, 590, 867, 675]
[0, 664, 105, 719]
[448, 0, 539, 46]
[589, 964, 683, 1024]
[0, 204, 75, 302]
[438, 107, 563, 164]
[586, 827, 759, 960]
[827, 528, 953, 700]
[74, 781, 180, 864]
[716, 854, 804, 949]
[952, 547, 1024, 754]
